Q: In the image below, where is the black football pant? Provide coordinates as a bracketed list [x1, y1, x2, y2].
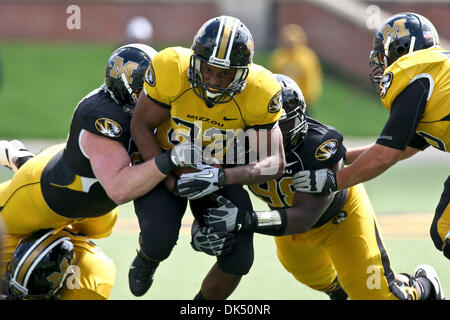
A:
[430, 175, 450, 257]
[133, 183, 255, 275]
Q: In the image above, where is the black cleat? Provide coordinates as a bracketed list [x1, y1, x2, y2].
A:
[128, 250, 159, 297]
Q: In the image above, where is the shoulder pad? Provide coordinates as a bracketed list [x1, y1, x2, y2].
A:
[76, 90, 130, 140]
[237, 64, 283, 127]
[143, 47, 191, 104]
[299, 119, 346, 169]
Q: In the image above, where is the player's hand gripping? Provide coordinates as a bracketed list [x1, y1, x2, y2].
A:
[204, 194, 240, 232]
[191, 223, 235, 256]
[174, 165, 226, 200]
[292, 169, 338, 194]
[155, 141, 203, 175]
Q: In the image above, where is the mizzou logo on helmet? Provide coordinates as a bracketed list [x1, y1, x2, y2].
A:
[109, 56, 139, 84]
[315, 139, 338, 161]
[95, 118, 123, 138]
[46, 256, 71, 289]
[381, 18, 410, 41]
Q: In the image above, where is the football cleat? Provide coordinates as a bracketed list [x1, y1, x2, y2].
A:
[128, 250, 159, 297]
[0, 140, 34, 172]
[414, 264, 445, 300]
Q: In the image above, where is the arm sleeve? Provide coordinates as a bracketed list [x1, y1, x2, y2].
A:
[376, 77, 430, 151]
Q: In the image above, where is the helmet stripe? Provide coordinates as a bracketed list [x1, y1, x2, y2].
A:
[15, 233, 66, 285]
[13, 229, 55, 282]
[217, 17, 233, 60]
[23, 236, 71, 290]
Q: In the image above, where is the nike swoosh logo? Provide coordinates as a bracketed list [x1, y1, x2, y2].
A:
[196, 170, 214, 179]
[223, 116, 238, 121]
[286, 161, 297, 167]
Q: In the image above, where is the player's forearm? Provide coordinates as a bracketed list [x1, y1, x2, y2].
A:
[337, 145, 399, 190]
[105, 158, 166, 204]
[224, 153, 285, 185]
[344, 144, 373, 165]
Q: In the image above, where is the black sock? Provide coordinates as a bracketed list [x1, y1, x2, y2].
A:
[416, 277, 433, 300]
[194, 291, 205, 300]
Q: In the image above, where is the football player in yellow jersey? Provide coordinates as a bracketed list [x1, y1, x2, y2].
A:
[129, 16, 285, 299]
[203, 74, 444, 300]
[3, 227, 115, 300]
[292, 13, 450, 261]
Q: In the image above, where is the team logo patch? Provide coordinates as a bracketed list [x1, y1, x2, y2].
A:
[268, 90, 282, 113]
[315, 139, 338, 161]
[145, 64, 155, 87]
[379, 72, 393, 98]
[95, 118, 123, 138]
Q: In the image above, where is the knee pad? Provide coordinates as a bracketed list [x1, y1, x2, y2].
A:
[138, 233, 175, 262]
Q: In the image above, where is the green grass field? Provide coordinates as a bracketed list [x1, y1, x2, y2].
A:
[0, 42, 448, 300]
[0, 42, 387, 138]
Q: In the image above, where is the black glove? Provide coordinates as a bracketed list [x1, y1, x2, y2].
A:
[191, 225, 235, 256]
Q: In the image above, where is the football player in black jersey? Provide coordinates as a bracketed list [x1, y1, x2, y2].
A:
[0, 44, 203, 299]
[202, 74, 444, 300]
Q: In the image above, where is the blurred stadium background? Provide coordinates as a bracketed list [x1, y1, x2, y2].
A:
[0, 0, 449, 300]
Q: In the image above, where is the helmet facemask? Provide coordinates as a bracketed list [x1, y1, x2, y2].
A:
[275, 74, 308, 154]
[279, 107, 307, 153]
[188, 55, 248, 107]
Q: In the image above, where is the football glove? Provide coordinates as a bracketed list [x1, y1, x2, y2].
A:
[155, 142, 203, 175]
[175, 166, 226, 200]
[191, 225, 235, 256]
[204, 194, 239, 232]
[292, 169, 338, 194]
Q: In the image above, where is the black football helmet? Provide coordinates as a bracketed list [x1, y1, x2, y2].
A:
[188, 16, 254, 107]
[104, 43, 158, 115]
[369, 12, 440, 93]
[276, 74, 308, 153]
[7, 229, 75, 300]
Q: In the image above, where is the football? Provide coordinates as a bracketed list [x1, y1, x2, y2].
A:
[173, 163, 222, 178]
[173, 167, 201, 178]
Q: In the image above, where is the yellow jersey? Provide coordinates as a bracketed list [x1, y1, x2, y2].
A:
[380, 47, 450, 152]
[143, 47, 283, 162]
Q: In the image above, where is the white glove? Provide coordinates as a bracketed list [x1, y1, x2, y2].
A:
[155, 142, 203, 175]
[204, 194, 239, 232]
[191, 225, 235, 256]
[292, 169, 338, 194]
[175, 165, 226, 200]
[170, 141, 203, 167]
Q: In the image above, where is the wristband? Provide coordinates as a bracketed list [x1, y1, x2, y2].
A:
[244, 209, 287, 236]
[154, 150, 176, 175]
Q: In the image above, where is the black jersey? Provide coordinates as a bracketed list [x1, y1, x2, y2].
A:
[41, 87, 134, 218]
[248, 117, 348, 228]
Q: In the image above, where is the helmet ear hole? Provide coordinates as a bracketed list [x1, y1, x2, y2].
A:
[396, 44, 408, 56]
